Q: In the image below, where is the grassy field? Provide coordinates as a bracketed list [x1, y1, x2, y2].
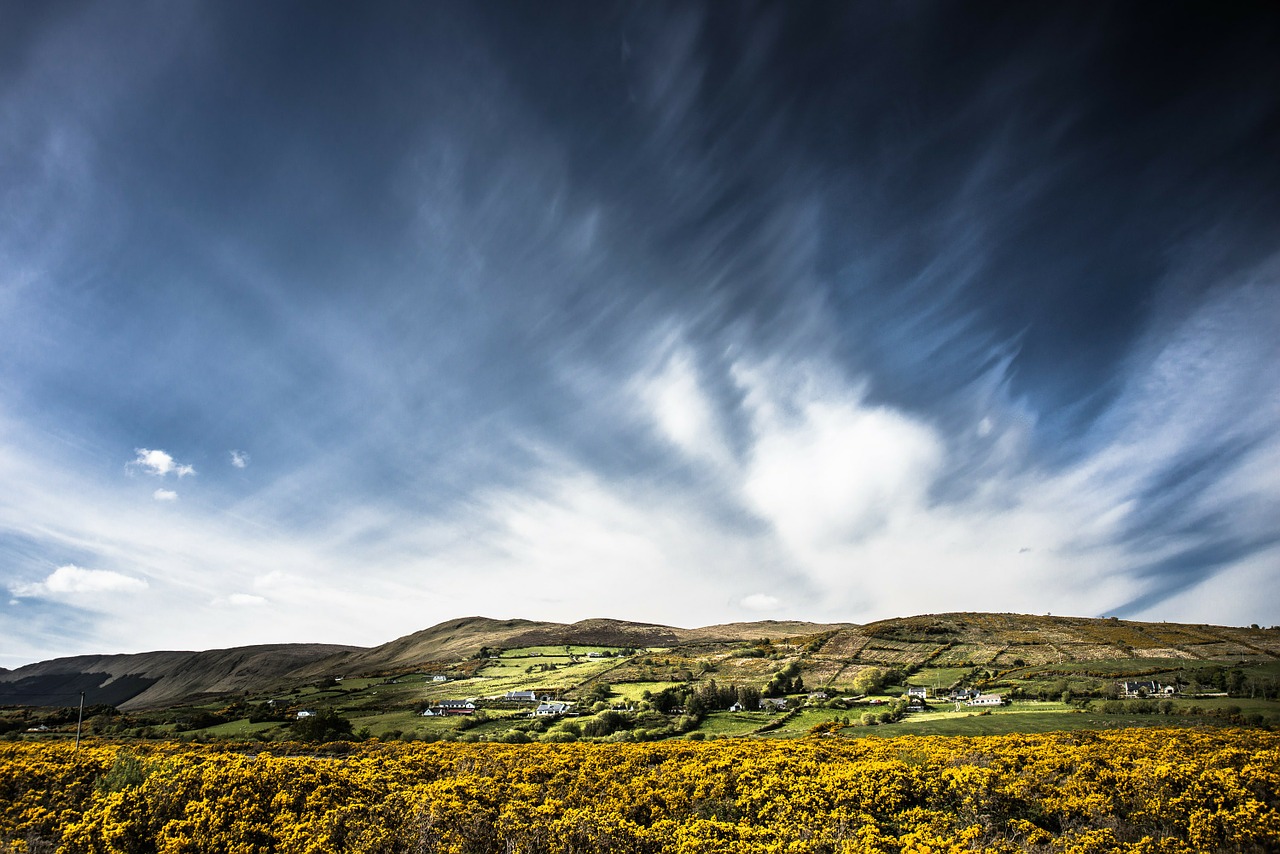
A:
[609, 681, 683, 701]
[904, 667, 973, 688]
[850, 709, 1231, 737]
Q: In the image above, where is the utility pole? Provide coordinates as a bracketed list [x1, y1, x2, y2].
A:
[74, 692, 85, 749]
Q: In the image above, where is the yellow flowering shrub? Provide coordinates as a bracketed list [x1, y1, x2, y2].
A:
[0, 728, 1275, 853]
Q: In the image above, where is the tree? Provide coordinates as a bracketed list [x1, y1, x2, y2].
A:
[853, 667, 890, 696]
[291, 709, 354, 742]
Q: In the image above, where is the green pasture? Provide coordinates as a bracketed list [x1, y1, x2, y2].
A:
[849, 709, 1231, 738]
[696, 711, 772, 737]
[609, 681, 683, 701]
[498, 646, 627, 659]
[904, 667, 973, 688]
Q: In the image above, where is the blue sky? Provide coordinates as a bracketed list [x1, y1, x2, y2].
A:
[3, 2, 1279, 665]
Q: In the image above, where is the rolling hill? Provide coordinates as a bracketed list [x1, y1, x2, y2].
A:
[2, 613, 1276, 711]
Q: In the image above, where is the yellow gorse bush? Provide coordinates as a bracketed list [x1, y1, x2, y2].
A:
[1, 728, 1277, 853]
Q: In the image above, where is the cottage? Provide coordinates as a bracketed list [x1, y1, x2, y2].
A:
[506, 690, 538, 703]
[296, 710, 317, 719]
[760, 698, 788, 712]
[907, 686, 928, 700]
[966, 694, 1003, 707]
[436, 700, 476, 715]
[808, 691, 829, 701]
[1120, 680, 1172, 698]
[430, 675, 449, 683]
[535, 701, 571, 716]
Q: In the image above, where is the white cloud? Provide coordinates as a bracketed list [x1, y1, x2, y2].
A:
[641, 348, 733, 469]
[737, 364, 944, 554]
[230, 450, 249, 469]
[153, 488, 178, 501]
[741, 593, 782, 611]
[215, 593, 267, 607]
[130, 448, 195, 478]
[11, 564, 148, 597]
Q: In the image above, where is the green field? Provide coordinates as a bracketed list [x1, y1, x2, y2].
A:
[850, 709, 1230, 737]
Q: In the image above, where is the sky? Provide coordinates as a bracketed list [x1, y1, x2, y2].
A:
[2, 2, 1279, 666]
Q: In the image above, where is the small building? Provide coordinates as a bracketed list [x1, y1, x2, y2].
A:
[808, 691, 829, 701]
[966, 694, 1003, 707]
[535, 701, 571, 716]
[1120, 680, 1172, 698]
[506, 690, 538, 703]
[760, 698, 787, 712]
[430, 675, 449, 683]
[728, 701, 746, 712]
[296, 710, 317, 719]
[436, 700, 476, 715]
[907, 686, 928, 700]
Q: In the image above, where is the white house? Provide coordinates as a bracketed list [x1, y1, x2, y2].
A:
[506, 690, 538, 702]
[966, 694, 1003, 707]
[296, 710, 317, 719]
[436, 700, 476, 715]
[430, 675, 449, 683]
[907, 687, 928, 700]
[535, 701, 571, 716]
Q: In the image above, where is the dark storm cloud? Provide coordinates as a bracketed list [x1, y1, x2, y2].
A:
[1, 2, 1278, 660]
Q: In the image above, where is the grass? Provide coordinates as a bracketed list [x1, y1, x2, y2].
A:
[498, 646, 629, 659]
[696, 712, 773, 737]
[864, 711, 1234, 737]
[609, 681, 683, 701]
[904, 667, 973, 688]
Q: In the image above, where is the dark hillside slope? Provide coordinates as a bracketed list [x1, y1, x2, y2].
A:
[0, 644, 362, 710]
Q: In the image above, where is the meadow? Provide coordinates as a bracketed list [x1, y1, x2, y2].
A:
[2, 728, 1277, 853]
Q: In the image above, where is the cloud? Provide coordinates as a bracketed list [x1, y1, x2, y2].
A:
[129, 448, 195, 478]
[230, 450, 249, 469]
[153, 488, 178, 501]
[214, 593, 267, 607]
[741, 593, 782, 611]
[11, 564, 148, 597]
[735, 361, 945, 555]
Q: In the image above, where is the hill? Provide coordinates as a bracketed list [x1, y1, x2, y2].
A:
[0, 644, 361, 711]
[2, 613, 1277, 712]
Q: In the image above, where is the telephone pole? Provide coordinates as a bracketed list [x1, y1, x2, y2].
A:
[74, 692, 85, 749]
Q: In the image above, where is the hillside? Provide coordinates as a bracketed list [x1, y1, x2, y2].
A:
[3, 613, 1277, 712]
[0, 644, 362, 711]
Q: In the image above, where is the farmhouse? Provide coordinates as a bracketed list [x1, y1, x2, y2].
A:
[430, 675, 449, 683]
[1120, 680, 1174, 698]
[966, 694, 1003, 707]
[433, 700, 476, 715]
[535, 701, 571, 716]
[760, 698, 788, 712]
[907, 687, 928, 700]
[506, 690, 538, 703]
[295, 710, 317, 719]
